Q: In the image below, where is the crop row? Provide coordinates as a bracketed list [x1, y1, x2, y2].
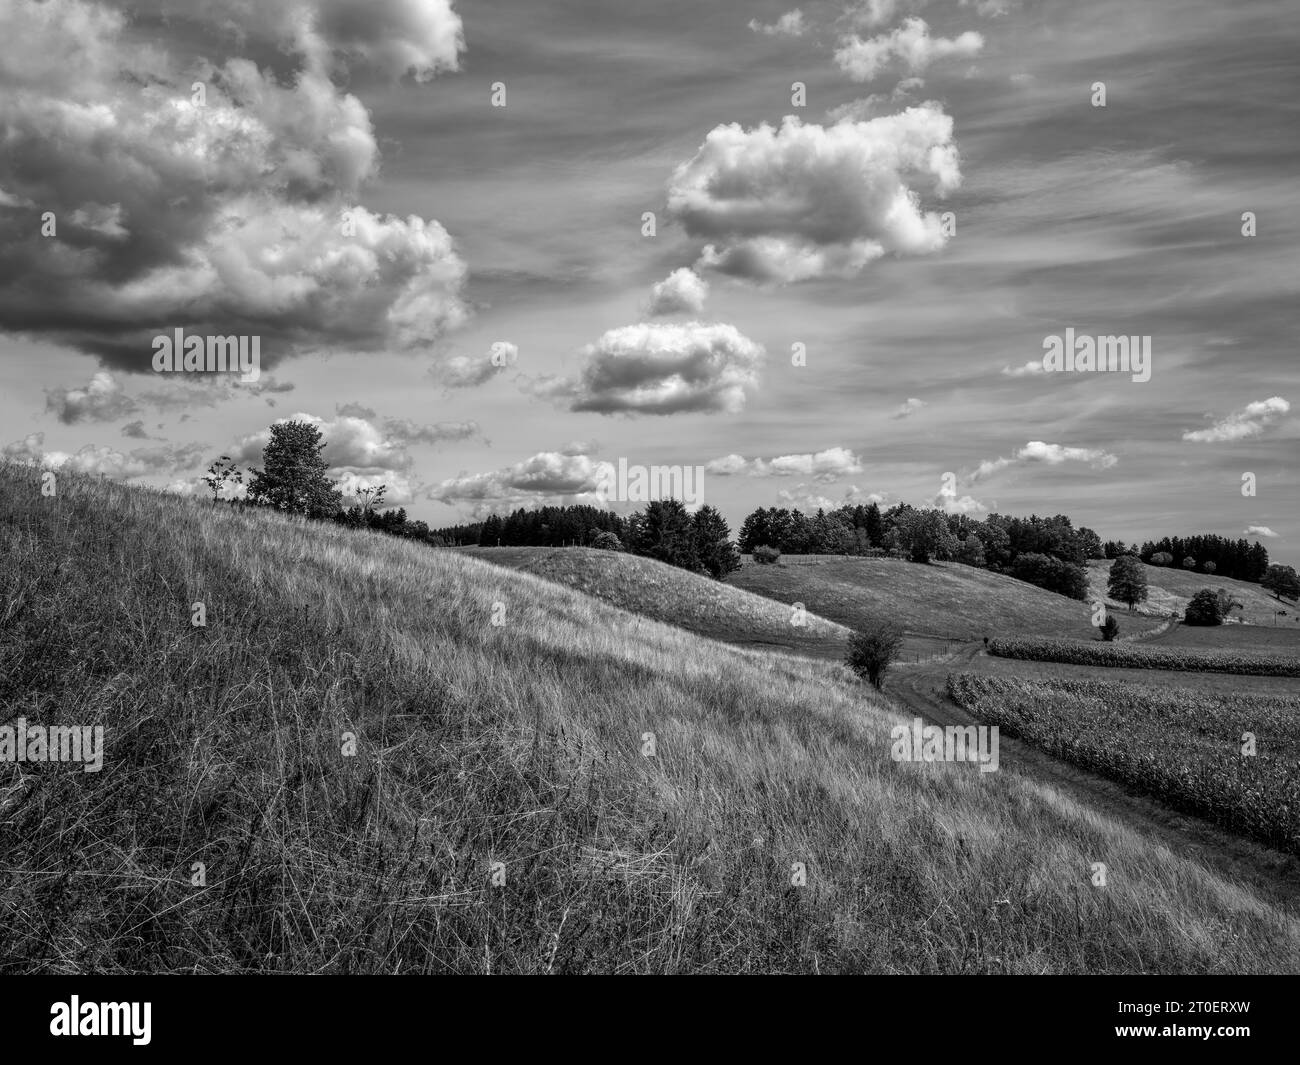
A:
[987, 636, 1300, 676]
[947, 672, 1300, 854]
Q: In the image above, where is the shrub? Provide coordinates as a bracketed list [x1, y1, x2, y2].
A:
[845, 623, 904, 689]
[1184, 589, 1223, 626]
[752, 544, 781, 565]
[591, 531, 623, 551]
[1099, 615, 1119, 642]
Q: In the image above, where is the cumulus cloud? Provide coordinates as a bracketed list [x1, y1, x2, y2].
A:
[219, 0, 466, 82]
[0, 0, 468, 371]
[834, 18, 983, 83]
[432, 342, 516, 389]
[528, 322, 764, 416]
[2, 431, 205, 478]
[1245, 525, 1279, 538]
[970, 441, 1118, 482]
[704, 447, 863, 482]
[892, 397, 925, 418]
[1181, 397, 1290, 443]
[430, 450, 615, 517]
[667, 106, 961, 282]
[646, 269, 709, 316]
[45, 371, 137, 424]
[231, 410, 475, 504]
[930, 480, 987, 514]
[748, 10, 806, 37]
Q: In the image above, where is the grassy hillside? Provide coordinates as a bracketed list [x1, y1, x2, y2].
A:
[729, 555, 1163, 643]
[459, 546, 848, 659]
[3, 463, 1300, 973]
[1088, 559, 1297, 628]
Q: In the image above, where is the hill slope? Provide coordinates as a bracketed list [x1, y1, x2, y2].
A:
[459, 546, 848, 659]
[2, 463, 1299, 973]
[728, 555, 1164, 643]
[1088, 559, 1298, 628]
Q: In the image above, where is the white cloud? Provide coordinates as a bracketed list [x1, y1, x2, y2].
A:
[970, 441, 1118, 482]
[668, 106, 960, 282]
[705, 447, 864, 482]
[834, 18, 983, 83]
[1181, 396, 1290, 443]
[1245, 525, 1279, 538]
[434, 343, 516, 389]
[748, 10, 806, 37]
[1001, 360, 1045, 377]
[2, 431, 205, 478]
[646, 268, 709, 316]
[45, 371, 137, 424]
[528, 322, 764, 416]
[0, 0, 468, 369]
[892, 397, 925, 418]
[430, 451, 615, 517]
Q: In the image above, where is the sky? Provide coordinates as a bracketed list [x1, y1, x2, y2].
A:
[1, 0, 1296, 562]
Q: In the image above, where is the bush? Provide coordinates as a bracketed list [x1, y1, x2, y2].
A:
[1100, 616, 1119, 642]
[591, 531, 623, 551]
[1184, 589, 1223, 626]
[752, 544, 781, 565]
[1009, 553, 1089, 600]
[845, 623, 904, 689]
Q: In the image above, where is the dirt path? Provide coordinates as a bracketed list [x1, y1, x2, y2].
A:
[886, 643, 1300, 907]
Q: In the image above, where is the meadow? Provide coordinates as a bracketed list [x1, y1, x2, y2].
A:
[4, 463, 1300, 972]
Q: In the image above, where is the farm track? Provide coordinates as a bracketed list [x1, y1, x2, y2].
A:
[886, 643, 1300, 907]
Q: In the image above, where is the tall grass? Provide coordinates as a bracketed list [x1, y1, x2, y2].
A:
[2, 463, 1299, 973]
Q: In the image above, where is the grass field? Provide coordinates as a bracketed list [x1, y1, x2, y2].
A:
[730, 555, 1165, 642]
[948, 673, 1300, 856]
[1088, 559, 1297, 627]
[459, 546, 848, 659]
[4, 464, 1300, 973]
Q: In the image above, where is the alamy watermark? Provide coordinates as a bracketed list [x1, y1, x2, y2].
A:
[1, 719, 104, 772]
[1041, 329, 1151, 383]
[891, 718, 999, 773]
[596, 458, 704, 507]
[152, 329, 261, 383]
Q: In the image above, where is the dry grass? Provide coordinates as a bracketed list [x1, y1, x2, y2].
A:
[2, 463, 1299, 973]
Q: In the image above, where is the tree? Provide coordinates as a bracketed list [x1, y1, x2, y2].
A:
[895, 508, 948, 563]
[245, 421, 342, 518]
[957, 535, 986, 567]
[1149, 551, 1173, 567]
[845, 623, 904, 690]
[355, 484, 387, 516]
[1215, 588, 1242, 619]
[1261, 564, 1300, 602]
[864, 502, 884, 548]
[1184, 589, 1223, 626]
[1182, 556, 1197, 570]
[202, 455, 243, 504]
[591, 531, 623, 551]
[692, 505, 741, 579]
[1100, 615, 1119, 641]
[1203, 560, 1217, 575]
[1107, 555, 1148, 611]
[1077, 526, 1104, 560]
[753, 544, 781, 565]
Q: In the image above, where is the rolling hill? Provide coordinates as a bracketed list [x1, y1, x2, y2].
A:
[728, 554, 1166, 643]
[1088, 558, 1299, 629]
[3, 463, 1299, 973]
[458, 546, 848, 659]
